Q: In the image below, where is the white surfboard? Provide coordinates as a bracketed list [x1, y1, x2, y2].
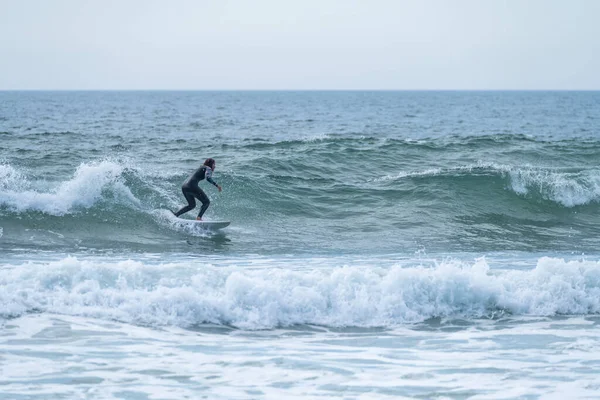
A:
[179, 219, 230, 230]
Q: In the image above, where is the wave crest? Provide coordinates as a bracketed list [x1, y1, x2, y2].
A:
[0, 160, 139, 215]
[376, 162, 600, 207]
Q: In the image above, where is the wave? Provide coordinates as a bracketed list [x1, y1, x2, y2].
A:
[2, 154, 600, 254]
[0, 161, 227, 246]
[0, 160, 140, 215]
[2, 160, 599, 217]
[2, 157, 599, 230]
[234, 133, 600, 151]
[508, 167, 600, 207]
[376, 162, 600, 208]
[1, 256, 599, 329]
[225, 134, 600, 209]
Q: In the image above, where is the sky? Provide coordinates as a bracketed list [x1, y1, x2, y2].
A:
[1, 0, 599, 90]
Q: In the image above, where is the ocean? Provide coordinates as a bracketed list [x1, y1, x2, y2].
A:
[1, 91, 600, 399]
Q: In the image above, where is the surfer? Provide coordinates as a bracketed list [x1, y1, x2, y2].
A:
[173, 158, 222, 220]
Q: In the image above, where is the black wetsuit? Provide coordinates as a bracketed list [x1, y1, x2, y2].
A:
[174, 165, 219, 219]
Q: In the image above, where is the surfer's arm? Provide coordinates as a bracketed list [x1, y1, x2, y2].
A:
[205, 168, 221, 190]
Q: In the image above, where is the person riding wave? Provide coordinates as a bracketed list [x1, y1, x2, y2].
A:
[173, 158, 222, 220]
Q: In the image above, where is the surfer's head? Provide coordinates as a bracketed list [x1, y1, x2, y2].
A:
[204, 158, 216, 170]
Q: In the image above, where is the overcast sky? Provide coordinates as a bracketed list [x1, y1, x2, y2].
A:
[1, 0, 599, 90]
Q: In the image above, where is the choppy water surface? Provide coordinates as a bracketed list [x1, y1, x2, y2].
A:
[2, 91, 600, 398]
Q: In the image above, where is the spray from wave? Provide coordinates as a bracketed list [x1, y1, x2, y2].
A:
[508, 168, 600, 207]
[0, 160, 140, 215]
[0, 163, 24, 191]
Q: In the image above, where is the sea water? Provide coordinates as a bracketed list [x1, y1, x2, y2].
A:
[2, 91, 600, 399]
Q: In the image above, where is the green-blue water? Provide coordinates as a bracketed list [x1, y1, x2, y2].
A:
[2, 91, 600, 255]
[2, 91, 600, 399]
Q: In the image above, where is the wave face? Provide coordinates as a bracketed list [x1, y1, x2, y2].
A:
[1, 256, 599, 329]
[1, 91, 600, 255]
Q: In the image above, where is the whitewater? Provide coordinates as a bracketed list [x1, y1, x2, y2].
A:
[2, 91, 600, 399]
[3, 255, 600, 328]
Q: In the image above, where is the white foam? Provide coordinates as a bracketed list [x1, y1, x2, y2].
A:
[373, 161, 512, 182]
[374, 162, 600, 207]
[154, 209, 215, 237]
[0, 163, 25, 191]
[1, 256, 600, 329]
[299, 133, 331, 142]
[373, 167, 444, 182]
[508, 168, 600, 207]
[0, 161, 139, 215]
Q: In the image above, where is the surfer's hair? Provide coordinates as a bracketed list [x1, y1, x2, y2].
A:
[204, 158, 216, 168]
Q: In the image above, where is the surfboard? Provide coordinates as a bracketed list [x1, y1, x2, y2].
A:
[178, 219, 230, 230]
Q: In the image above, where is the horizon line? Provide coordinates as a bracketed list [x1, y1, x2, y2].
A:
[1, 88, 600, 92]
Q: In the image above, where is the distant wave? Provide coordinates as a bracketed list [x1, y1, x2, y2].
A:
[375, 162, 600, 207]
[235, 133, 600, 151]
[1, 256, 599, 329]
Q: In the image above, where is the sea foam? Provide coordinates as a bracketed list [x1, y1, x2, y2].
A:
[1, 256, 599, 330]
